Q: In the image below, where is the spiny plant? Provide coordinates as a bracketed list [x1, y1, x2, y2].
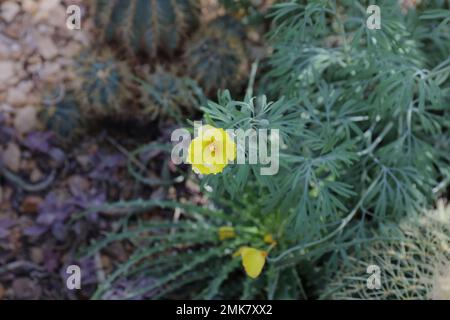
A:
[74, 49, 134, 119]
[184, 17, 249, 95]
[320, 201, 450, 300]
[94, 0, 201, 57]
[219, 0, 276, 25]
[39, 93, 83, 142]
[207, 15, 247, 40]
[136, 66, 205, 122]
[79, 187, 312, 300]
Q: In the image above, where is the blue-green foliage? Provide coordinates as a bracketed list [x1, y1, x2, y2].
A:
[203, 0, 450, 233]
[80, 188, 310, 300]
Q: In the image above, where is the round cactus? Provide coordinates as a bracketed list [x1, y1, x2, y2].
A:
[137, 66, 204, 121]
[208, 15, 247, 40]
[39, 94, 83, 142]
[321, 201, 450, 300]
[95, 0, 200, 57]
[183, 22, 249, 95]
[74, 49, 133, 119]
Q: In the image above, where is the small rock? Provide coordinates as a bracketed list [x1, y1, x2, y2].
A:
[39, 0, 60, 12]
[21, 196, 43, 214]
[14, 106, 37, 134]
[0, 40, 12, 59]
[68, 175, 90, 195]
[35, 0, 60, 21]
[39, 61, 61, 82]
[12, 278, 42, 300]
[3, 23, 23, 39]
[2, 143, 21, 172]
[1, 1, 21, 23]
[30, 168, 44, 182]
[10, 81, 34, 105]
[30, 247, 44, 264]
[37, 36, 59, 60]
[76, 155, 91, 169]
[7, 87, 28, 106]
[60, 41, 82, 57]
[22, 0, 38, 14]
[0, 61, 15, 82]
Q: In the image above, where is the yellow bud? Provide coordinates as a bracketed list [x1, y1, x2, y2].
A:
[218, 226, 236, 241]
[263, 233, 276, 245]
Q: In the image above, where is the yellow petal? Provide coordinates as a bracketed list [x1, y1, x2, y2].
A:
[240, 247, 267, 279]
[218, 226, 236, 240]
[233, 246, 247, 257]
[187, 137, 204, 165]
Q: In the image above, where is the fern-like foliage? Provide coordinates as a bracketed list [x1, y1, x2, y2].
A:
[201, 0, 450, 237]
[95, 0, 200, 57]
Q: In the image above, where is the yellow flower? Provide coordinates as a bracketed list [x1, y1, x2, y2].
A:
[263, 233, 276, 245]
[187, 125, 236, 175]
[218, 226, 236, 240]
[234, 246, 267, 279]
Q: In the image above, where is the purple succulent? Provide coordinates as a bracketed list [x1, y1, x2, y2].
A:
[24, 185, 107, 240]
[88, 152, 125, 181]
[23, 131, 66, 163]
[0, 219, 15, 239]
[23, 131, 53, 153]
[24, 191, 75, 239]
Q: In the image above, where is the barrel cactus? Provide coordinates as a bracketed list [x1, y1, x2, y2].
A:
[208, 15, 247, 40]
[39, 94, 83, 142]
[321, 201, 450, 300]
[137, 66, 204, 121]
[183, 17, 249, 95]
[94, 0, 200, 57]
[75, 49, 133, 119]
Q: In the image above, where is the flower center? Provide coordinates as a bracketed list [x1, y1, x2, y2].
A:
[209, 143, 216, 155]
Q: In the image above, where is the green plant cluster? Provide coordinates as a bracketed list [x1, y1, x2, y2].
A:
[81, 188, 312, 299]
[80, 0, 450, 300]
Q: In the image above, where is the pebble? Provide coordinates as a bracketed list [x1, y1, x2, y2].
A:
[30, 168, 44, 182]
[37, 36, 59, 60]
[21, 196, 44, 214]
[14, 105, 38, 134]
[2, 143, 21, 172]
[1, 1, 21, 23]
[0, 61, 15, 82]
